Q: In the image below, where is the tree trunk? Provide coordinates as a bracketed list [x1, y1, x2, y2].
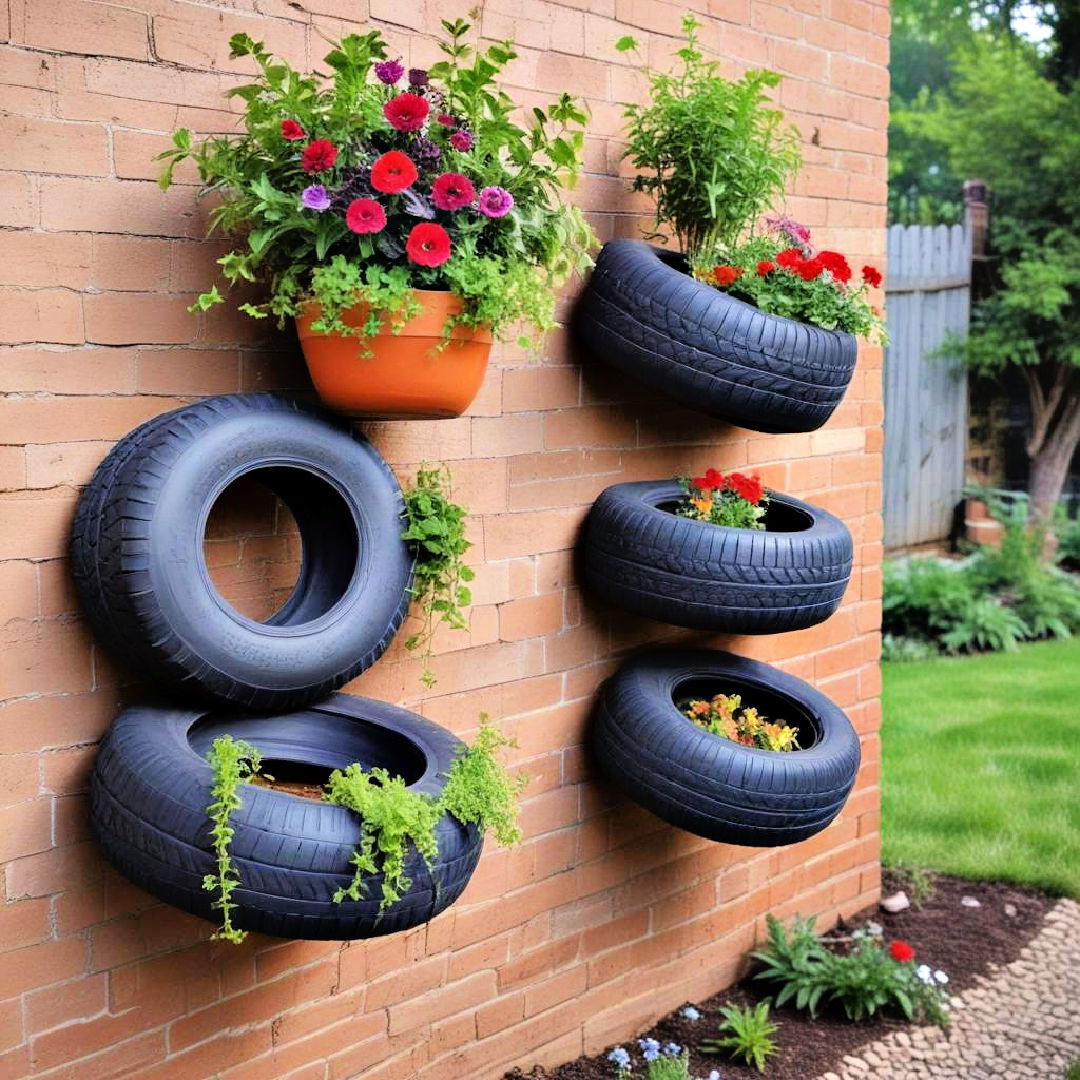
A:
[1022, 362, 1080, 524]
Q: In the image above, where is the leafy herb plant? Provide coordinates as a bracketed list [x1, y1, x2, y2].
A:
[203, 716, 526, 942]
[400, 464, 474, 688]
[158, 22, 595, 345]
[203, 735, 264, 944]
[701, 1002, 779, 1072]
[617, 15, 800, 255]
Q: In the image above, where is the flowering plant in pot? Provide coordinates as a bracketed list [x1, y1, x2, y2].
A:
[574, 15, 882, 432]
[675, 468, 768, 529]
[159, 22, 594, 419]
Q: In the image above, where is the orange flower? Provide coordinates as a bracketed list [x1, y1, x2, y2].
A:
[691, 497, 712, 516]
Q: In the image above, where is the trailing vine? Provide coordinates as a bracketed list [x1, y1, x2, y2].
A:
[400, 464, 474, 688]
[202, 716, 526, 940]
[203, 735, 264, 944]
[323, 765, 443, 906]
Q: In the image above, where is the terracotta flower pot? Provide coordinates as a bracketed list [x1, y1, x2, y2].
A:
[296, 290, 492, 420]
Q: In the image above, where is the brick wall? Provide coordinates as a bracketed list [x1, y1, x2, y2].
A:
[0, 0, 888, 1077]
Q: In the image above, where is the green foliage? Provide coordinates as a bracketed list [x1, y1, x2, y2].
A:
[883, 517, 1080, 658]
[753, 915, 950, 1026]
[618, 15, 800, 257]
[1057, 516, 1080, 566]
[400, 464, 474, 689]
[324, 765, 443, 907]
[203, 717, 526, 935]
[203, 736, 263, 944]
[1067, 1060, 1080, 1080]
[440, 715, 527, 846]
[700, 1002, 778, 1072]
[699, 232, 886, 340]
[159, 22, 595, 342]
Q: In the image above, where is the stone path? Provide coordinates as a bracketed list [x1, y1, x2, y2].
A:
[818, 899, 1080, 1080]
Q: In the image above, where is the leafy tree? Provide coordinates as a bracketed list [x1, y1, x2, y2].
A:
[914, 40, 1080, 520]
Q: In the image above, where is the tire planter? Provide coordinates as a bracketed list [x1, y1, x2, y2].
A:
[296, 290, 492, 419]
[89, 695, 483, 941]
[71, 393, 413, 711]
[592, 649, 861, 847]
[574, 240, 857, 433]
[583, 479, 852, 634]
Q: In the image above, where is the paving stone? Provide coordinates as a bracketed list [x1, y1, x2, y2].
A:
[818, 899, 1080, 1080]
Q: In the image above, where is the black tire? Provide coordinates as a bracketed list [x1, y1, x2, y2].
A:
[71, 393, 414, 711]
[89, 695, 483, 941]
[574, 240, 857, 433]
[592, 649, 860, 846]
[583, 479, 852, 634]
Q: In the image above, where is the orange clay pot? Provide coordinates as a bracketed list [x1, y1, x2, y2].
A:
[295, 290, 492, 420]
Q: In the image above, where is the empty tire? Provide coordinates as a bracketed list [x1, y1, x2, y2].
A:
[592, 649, 861, 846]
[583, 479, 852, 634]
[574, 240, 857, 433]
[71, 393, 413, 711]
[89, 695, 483, 941]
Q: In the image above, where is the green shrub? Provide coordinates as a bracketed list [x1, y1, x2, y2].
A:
[700, 1002, 778, 1072]
[752, 914, 950, 1026]
[1057, 516, 1080, 567]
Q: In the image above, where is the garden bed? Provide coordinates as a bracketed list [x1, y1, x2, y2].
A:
[506, 872, 1054, 1080]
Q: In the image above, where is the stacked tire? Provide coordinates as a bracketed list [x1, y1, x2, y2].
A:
[77, 394, 483, 940]
[575, 243, 863, 848]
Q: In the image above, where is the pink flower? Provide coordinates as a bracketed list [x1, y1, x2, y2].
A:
[406, 222, 452, 267]
[281, 119, 305, 141]
[449, 130, 473, 152]
[478, 186, 514, 218]
[431, 172, 476, 211]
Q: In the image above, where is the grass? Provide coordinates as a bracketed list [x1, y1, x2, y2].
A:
[882, 636, 1080, 898]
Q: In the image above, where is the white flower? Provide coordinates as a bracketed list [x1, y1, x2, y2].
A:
[917, 964, 933, 983]
[865, 920, 883, 937]
[934, 969, 949, 985]
[680, 1005, 701, 1021]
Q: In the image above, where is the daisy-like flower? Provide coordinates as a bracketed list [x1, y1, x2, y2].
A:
[680, 1005, 701, 1021]
[662, 1043, 681, 1057]
[916, 964, 933, 984]
[638, 1038, 661, 1063]
[934, 970, 949, 985]
[607, 1046, 631, 1071]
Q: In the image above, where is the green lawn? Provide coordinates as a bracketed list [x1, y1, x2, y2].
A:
[882, 636, 1080, 897]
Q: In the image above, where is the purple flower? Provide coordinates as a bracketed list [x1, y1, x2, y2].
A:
[301, 184, 331, 211]
[373, 58, 405, 85]
[413, 137, 442, 163]
[449, 129, 473, 152]
[408, 68, 428, 87]
[478, 186, 514, 218]
[765, 212, 813, 253]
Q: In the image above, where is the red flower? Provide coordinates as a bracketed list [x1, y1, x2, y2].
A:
[437, 113, 458, 128]
[889, 940, 916, 963]
[431, 172, 476, 211]
[776, 247, 804, 269]
[301, 138, 337, 173]
[728, 472, 764, 504]
[370, 151, 418, 194]
[712, 265, 743, 288]
[406, 222, 452, 267]
[757, 260, 775, 275]
[345, 198, 386, 235]
[795, 256, 824, 281]
[817, 250, 852, 283]
[692, 467, 726, 492]
[384, 93, 430, 132]
[281, 119, 305, 141]
[862, 264, 883, 288]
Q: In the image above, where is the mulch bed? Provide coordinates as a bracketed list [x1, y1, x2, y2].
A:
[506, 872, 1055, 1080]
